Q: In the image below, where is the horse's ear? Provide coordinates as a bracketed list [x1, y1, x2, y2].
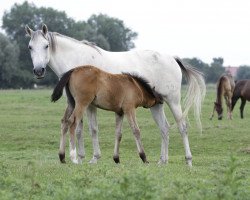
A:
[42, 24, 48, 35]
[25, 25, 33, 37]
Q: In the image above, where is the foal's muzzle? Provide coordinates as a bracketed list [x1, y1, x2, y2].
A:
[33, 67, 46, 79]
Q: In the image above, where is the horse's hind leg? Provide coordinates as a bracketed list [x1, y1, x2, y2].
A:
[240, 98, 246, 119]
[68, 104, 87, 164]
[168, 101, 192, 166]
[86, 105, 101, 164]
[125, 109, 148, 163]
[76, 119, 85, 164]
[150, 104, 170, 164]
[113, 113, 124, 163]
[59, 104, 73, 163]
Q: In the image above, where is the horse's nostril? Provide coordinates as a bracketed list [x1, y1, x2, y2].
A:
[33, 67, 45, 77]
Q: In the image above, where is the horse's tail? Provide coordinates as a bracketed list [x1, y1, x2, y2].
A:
[51, 69, 74, 103]
[174, 57, 206, 131]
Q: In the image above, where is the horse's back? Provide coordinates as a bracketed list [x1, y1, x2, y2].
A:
[218, 75, 235, 93]
[103, 50, 182, 96]
[235, 80, 250, 100]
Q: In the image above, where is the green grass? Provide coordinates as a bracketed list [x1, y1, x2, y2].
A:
[0, 88, 250, 199]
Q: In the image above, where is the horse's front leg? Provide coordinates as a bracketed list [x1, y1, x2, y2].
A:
[225, 95, 232, 120]
[125, 109, 148, 163]
[113, 113, 124, 163]
[86, 105, 101, 164]
[59, 104, 73, 163]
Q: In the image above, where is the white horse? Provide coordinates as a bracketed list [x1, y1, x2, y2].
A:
[25, 24, 205, 166]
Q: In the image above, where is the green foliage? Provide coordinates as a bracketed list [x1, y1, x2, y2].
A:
[184, 57, 225, 83]
[88, 14, 138, 51]
[1, 1, 138, 88]
[236, 65, 250, 80]
[0, 33, 20, 88]
[0, 89, 250, 199]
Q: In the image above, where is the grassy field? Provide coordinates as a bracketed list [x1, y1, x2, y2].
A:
[0, 88, 250, 200]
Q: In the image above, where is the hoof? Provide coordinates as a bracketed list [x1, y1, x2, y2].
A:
[139, 152, 147, 163]
[185, 157, 192, 167]
[59, 153, 66, 163]
[113, 156, 120, 164]
[89, 157, 98, 164]
[157, 159, 167, 165]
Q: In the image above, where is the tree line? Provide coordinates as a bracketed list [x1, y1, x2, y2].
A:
[1, 1, 250, 89]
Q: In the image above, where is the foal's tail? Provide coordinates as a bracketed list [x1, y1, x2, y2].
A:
[51, 69, 74, 105]
[175, 57, 206, 131]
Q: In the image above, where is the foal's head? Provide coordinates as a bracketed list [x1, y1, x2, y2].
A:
[214, 102, 223, 120]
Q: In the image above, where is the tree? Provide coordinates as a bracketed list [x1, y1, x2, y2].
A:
[0, 33, 21, 88]
[206, 57, 225, 83]
[236, 66, 250, 80]
[2, 2, 138, 88]
[87, 14, 138, 51]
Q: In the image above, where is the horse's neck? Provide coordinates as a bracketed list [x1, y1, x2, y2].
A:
[216, 79, 223, 105]
[48, 35, 105, 77]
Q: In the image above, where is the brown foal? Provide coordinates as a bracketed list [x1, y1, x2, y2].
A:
[52, 65, 162, 164]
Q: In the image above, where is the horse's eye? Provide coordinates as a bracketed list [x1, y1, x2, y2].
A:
[28, 45, 32, 50]
[45, 44, 49, 49]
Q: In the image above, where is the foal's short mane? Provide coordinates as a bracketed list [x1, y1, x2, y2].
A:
[123, 73, 163, 102]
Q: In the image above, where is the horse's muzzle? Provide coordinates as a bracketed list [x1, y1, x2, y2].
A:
[33, 67, 46, 79]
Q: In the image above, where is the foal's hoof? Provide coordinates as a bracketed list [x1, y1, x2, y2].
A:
[113, 156, 120, 164]
[144, 160, 149, 164]
[59, 153, 66, 163]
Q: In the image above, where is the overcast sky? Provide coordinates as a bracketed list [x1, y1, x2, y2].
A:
[1, 0, 250, 66]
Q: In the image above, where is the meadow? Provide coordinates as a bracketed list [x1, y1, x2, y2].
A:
[0, 87, 249, 200]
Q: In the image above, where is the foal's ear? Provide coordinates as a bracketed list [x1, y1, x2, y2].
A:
[25, 25, 33, 37]
[42, 23, 48, 35]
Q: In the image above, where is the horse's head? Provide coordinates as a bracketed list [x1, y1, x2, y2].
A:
[214, 102, 223, 120]
[25, 24, 50, 79]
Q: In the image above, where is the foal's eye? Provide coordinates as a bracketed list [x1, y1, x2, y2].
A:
[45, 44, 49, 49]
[28, 45, 32, 50]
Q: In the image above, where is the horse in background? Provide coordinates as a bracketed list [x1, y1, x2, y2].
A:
[51, 65, 162, 164]
[210, 73, 235, 120]
[231, 79, 250, 119]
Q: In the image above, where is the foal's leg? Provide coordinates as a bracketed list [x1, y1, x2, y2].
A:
[59, 104, 73, 163]
[168, 100, 192, 167]
[76, 119, 85, 163]
[86, 105, 101, 164]
[150, 104, 170, 164]
[125, 109, 148, 163]
[68, 104, 87, 164]
[113, 113, 124, 163]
